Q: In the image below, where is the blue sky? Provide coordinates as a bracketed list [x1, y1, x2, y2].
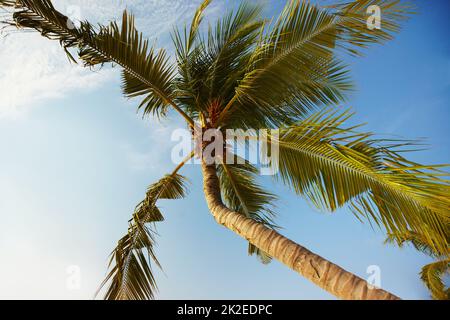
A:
[0, 0, 448, 299]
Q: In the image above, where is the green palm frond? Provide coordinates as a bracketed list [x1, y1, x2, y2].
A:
[172, 0, 211, 59]
[322, 0, 412, 54]
[173, 1, 264, 121]
[77, 12, 176, 119]
[385, 230, 449, 300]
[223, 57, 351, 129]
[2, 1, 194, 123]
[99, 174, 189, 300]
[204, 2, 264, 105]
[188, 0, 211, 46]
[2, 0, 82, 62]
[262, 109, 449, 254]
[172, 0, 212, 120]
[248, 243, 273, 265]
[385, 230, 447, 259]
[420, 260, 450, 300]
[217, 155, 277, 264]
[218, 0, 411, 127]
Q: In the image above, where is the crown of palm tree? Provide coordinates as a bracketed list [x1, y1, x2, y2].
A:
[1, 0, 448, 300]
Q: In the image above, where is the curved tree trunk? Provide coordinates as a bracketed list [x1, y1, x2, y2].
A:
[201, 162, 400, 300]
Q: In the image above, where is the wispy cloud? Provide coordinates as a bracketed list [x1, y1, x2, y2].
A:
[0, 0, 223, 118]
[0, 34, 113, 118]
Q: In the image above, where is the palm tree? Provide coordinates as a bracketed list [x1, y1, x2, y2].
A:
[386, 231, 449, 300]
[1, 0, 448, 300]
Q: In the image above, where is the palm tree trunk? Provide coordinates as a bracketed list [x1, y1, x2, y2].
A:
[201, 162, 400, 300]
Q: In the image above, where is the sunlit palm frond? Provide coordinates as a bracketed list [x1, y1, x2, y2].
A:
[323, 0, 412, 54]
[173, 1, 264, 121]
[218, 0, 411, 127]
[204, 2, 264, 105]
[217, 155, 277, 263]
[172, 0, 211, 59]
[420, 260, 450, 300]
[172, 0, 212, 120]
[388, 230, 449, 302]
[223, 57, 351, 129]
[385, 230, 449, 300]
[248, 243, 273, 265]
[78, 11, 176, 119]
[99, 174, 189, 300]
[2, 0, 82, 62]
[262, 109, 449, 254]
[385, 230, 447, 258]
[1, 1, 192, 122]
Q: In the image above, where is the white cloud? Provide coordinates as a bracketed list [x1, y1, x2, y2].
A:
[0, 0, 223, 119]
[0, 34, 113, 119]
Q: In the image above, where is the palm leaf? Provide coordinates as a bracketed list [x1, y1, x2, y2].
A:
[262, 109, 449, 254]
[172, 0, 211, 58]
[1, 1, 195, 122]
[77, 11, 176, 118]
[99, 174, 188, 300]
[385, 230, 447, 259]
[385, 230, 449, 300]
[171, 0, 212, 120]
[218, 0, 411, 127]
[420, 260, 450, 300]
[223, 56, 352, 129]
[204, 2, 264, 105]
[173, 1, 264, 122]
[2, 0, 82, 62]
[217, 155, 277, 264]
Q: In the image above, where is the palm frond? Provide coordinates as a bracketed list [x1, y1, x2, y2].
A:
[322, 0, 413, 54]
[204, 2, 264, 105]
[99, 174, 189, 300]
[420, 260, 450, 300]
[223, 56, 351, 129]
[385, 229, 449, 300]
[217, 154, 277, 263]
[173, 1, 264, 121]
[248, 243, 273, 265]
[78, 11, 176, 119]
[172, 0, 211, 58]
[171, 0, 212, 120]
[1, 1, 195, 123]
[218, 0, 411, 127]
[385, 230, 447, 259]
[2, 0, 82, 62]
[262, 109, 449, 254]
